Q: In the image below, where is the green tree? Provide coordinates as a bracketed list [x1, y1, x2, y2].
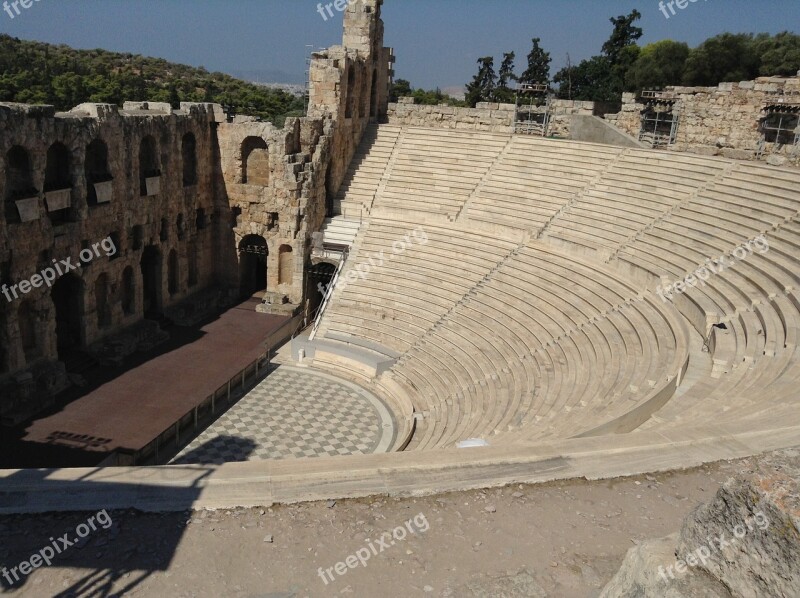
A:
[553, 10, 642, 102]
[625, 40, 690, 93]
[494, 52, 518, 103]
[604, 10, 643, 97]
[389, 78, 412, 102]
[602, 10, 643, 65]
[682, 33, 760, 86]
[519, 38, 552, 85]
[553, 56, 616, 101]
[465, 56, 496, 108]
[0, 33, 305, 124]
[754, 31, 800, 76]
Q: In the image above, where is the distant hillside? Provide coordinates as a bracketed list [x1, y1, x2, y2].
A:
[0, 35, 306, 125]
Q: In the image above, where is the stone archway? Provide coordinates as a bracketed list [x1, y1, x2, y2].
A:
[168, 249, 180, 297]
[0, 304, 8, 374]
[121, 266, 135, 316]
[94, 273, 111, 329]
[239, 235, 268, 298]
[140, 245, 163, 318]
[51, 274, 83, 359]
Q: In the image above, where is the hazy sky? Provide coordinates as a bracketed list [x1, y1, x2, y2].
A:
[0, 1, 798, 89]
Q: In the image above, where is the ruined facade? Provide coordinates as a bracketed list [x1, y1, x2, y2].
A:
[216, 0, 391, 310]
[0, 0, 392, 423]
[606, 76, 800, 166]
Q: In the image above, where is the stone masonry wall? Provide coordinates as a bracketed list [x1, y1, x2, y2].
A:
[0, 0, 391, 421]
[606, 77, 800, 166]
[0, 101, 222, 422]
[387, 97, 595, 137]
[218, 0, 391, 311]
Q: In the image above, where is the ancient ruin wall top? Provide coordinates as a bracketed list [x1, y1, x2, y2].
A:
[343, 0, 384, 57]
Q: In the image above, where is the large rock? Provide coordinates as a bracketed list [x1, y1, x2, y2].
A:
[599, 534, 733, 598]
[601, 449, 800, 598]
[676, 449, 800, 598]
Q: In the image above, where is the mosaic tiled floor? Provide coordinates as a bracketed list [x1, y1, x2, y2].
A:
[170, 366, 395, 464]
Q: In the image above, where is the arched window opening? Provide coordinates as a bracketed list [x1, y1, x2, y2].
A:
[182, 132, 197, 186]
[241, 137, 269, 185]
[85, 139, 112, 207]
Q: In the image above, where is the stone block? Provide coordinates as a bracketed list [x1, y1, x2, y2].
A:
[720, 148, 754, 160]
[766, 154, 788, 167]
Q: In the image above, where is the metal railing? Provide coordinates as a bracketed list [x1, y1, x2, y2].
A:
[309, 245, 349, 341]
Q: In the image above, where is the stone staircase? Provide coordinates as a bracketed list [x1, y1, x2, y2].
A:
[334, 124, 402, 219]
[320, 216, 361, 247]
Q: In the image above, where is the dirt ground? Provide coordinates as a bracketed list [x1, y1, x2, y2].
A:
[0, 459, 745, 598]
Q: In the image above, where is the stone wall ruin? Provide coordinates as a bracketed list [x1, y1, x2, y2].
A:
[0, 0, 392, 423]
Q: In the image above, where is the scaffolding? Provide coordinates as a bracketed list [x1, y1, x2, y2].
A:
[638, 90, 680, 148]
[514, 83, 552, 136]
[759, 94, 800, 156]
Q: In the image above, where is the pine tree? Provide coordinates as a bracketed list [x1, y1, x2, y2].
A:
[494, 52, 517, 103]
[519, 38, 552, 86]
[465, 56, 496, 108]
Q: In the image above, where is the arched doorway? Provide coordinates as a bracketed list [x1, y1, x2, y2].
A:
[0, 305, 8, 374]
[121, 266, 135, 315]
[17, 300, 40, 364]
[5, 145, 36, 224]
[168, 249, 179, 297]
[238, 235, 268, 298]
[140, 246, 163, 318]
[51, 274, 83, 359]
[94, 273, 111, 329]
[85, 139, 111, 207]
[44, 142, 73, 224]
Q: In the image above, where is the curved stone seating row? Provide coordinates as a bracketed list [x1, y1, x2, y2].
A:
[467, 137, 623, 230]
[374, 128, 510, 218]
[650, 333, 799, 429]
[317, 125, 799, 457]
[319, 220, 519, 354]
[547, 152, 727, 252]
[375, 240, 688, 450]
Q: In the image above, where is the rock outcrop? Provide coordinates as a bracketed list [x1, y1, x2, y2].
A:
[601, 449, 800, 598]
